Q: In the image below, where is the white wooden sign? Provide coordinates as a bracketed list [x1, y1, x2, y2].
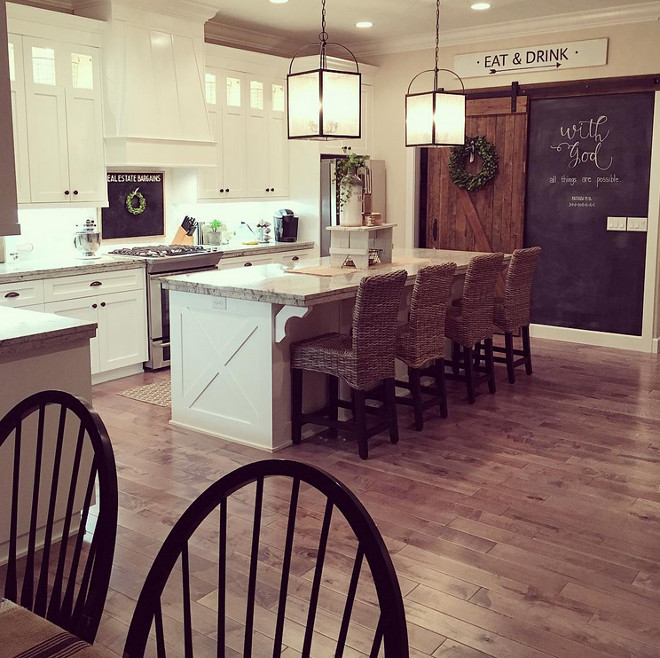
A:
[453, 38, 608, 78]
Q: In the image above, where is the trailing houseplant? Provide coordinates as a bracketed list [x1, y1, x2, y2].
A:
[334, 146, 369, 209]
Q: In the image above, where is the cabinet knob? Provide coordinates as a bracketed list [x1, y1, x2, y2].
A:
[73, 189, 79, 196]
[270, 188, 275, 192]
[92, 303, 98, 309]
[226, 188, 230, 193]
[100, 301, 106, 307]
[90, 281, 102, 287]
[220, 188, 225, 193]
[265, 188, 269, 192]
[4, 291, 19, 298]
[64, 190, 70, 196]
[244, 262, 252, 267]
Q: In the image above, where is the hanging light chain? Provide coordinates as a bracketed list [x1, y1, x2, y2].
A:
[434, 0, 440, 73]
[319, 0, 328, 44]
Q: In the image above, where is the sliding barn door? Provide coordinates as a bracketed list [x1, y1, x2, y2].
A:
[425, 97, 528, 253]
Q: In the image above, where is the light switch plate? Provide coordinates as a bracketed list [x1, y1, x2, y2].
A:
[627, 217, 648, 232]
[607, 216, 627, 231]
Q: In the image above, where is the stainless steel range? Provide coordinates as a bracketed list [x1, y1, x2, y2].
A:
[109, 244, 222, 369]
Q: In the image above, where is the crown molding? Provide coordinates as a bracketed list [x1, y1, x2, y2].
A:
[8, 0, 74, 13]
[204, 21, 296, 57]
[348, 2, 660, 57]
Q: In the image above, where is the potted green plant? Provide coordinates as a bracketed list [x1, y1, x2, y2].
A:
[204, 219, 226, 245]
[335, 147, 369, 226]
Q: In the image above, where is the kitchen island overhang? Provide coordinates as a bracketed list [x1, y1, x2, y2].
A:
[162, 249, 504, 452]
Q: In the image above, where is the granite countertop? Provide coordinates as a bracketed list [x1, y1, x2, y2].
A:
[162, 248, 503, 307]
[0, 306, 97, 359]
[0, 242, 315, 284]
[212, 241, 315, 258]
[0, 254, 146, 284]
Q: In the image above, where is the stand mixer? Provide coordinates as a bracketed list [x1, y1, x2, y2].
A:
[73, 218, 101, 259]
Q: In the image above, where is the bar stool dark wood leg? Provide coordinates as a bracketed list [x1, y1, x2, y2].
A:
[351, 389, 369, 460]
[327, 375, 339, 438]
[384, 378, 399, 444]
[463, 346, 475, 404]
[522, 325, 533, 375]
[291, 368, 303, 444]
[408, 367, 424, 431]
[434, 358, 448, 418]
[504, 332, 516, 384]
[452, 341, 460, 377]
[484, 338, 496, 394]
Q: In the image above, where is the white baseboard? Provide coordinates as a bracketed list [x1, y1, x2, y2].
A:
[92, 363, 145, 386]
[529, 324, 654, 353]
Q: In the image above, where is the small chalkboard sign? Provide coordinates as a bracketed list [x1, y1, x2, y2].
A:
[101, 172, 164, 239]
[525, 93, 654, 336]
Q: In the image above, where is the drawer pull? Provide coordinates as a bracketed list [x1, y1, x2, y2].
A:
[4, 291, 19, 298]
[292, 256, 299, 261]
[244, 262, 252, 267]
[90, 281, 102, 287]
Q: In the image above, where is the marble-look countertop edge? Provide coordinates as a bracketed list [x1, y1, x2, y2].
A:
[0, 242, 315, 284]
[0, 258, 146, 284]
[0, 322, 97, 359]
[215, 242, 315, 259]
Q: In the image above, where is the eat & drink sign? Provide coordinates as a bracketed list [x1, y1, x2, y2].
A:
[454, 38, 608, 78]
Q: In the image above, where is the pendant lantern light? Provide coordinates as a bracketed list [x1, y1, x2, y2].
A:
[405, 0, 465, 147]
[287, 0, 361, 140]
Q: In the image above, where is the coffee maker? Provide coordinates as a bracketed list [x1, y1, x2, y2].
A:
[274, 209, 299, 243]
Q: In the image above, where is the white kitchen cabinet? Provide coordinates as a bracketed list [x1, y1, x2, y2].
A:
[199, 68, 288, 201]
[21, 37, 106, 204]
[216, 253, 274, 270]
[0, 278, 44, 307]
[319, 84, 373, 157]
[43, 268, 147, 377]
[44, 295, 100, 373]
[8, 34, 30, 203]
[277, 249, 311, 265]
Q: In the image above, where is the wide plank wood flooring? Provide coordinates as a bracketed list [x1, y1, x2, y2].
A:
[91, 338, 660, 657]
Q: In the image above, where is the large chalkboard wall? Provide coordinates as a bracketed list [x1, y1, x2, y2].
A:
[525, 93, 654, 335]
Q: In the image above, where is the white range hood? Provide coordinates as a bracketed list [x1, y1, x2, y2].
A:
[76, 0, 219, 167]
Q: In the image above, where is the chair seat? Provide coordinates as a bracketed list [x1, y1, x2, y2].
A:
[291, 332, 389, 390]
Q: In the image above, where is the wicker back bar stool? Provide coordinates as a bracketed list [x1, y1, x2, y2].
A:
[492, 246, 542, 383]
[291, 270, 408, 460]
[445, 253, 504, 403]
[395, 263, 456, 430]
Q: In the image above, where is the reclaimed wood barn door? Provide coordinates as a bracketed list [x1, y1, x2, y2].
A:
[425, 96, 528, 253]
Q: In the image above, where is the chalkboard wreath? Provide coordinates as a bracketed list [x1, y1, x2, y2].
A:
[125, 187, 147, 215]
[448, 135, 499, 192]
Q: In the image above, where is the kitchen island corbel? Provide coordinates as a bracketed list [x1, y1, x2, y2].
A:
[163, 249, 500, 451]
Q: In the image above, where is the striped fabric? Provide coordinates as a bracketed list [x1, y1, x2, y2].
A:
[0, 599, 112, 658]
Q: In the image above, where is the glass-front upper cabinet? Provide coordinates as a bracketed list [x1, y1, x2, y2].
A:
[7, 34, 31, 203]
[21, 37, 105, 204]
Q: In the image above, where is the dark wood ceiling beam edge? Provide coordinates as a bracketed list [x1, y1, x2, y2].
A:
[465, 73, 660, 101]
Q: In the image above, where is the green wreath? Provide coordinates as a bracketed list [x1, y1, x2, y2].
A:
[448, 135, 499, 192]
[126, 188, 147, 215]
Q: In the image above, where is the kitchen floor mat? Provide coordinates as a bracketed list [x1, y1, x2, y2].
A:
[119, 380, 171, 407]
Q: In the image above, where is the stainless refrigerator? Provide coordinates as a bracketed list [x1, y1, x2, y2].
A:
[319, 157, 387, 256]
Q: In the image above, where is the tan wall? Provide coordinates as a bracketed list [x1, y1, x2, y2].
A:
[365, 21, 660, 248]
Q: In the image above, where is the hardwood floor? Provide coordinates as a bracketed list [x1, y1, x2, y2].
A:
[90, 338, 660, 657]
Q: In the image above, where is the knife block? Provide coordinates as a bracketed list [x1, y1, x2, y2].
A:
[171, 226, 195, 245]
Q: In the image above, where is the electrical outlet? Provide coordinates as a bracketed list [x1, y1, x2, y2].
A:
[627, 217, 648, 232]
[607, 216, 627, 231]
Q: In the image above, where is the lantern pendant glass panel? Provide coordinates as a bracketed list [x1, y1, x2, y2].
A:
[287, 68, 361, 140]
[406, 90, 465, 147]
